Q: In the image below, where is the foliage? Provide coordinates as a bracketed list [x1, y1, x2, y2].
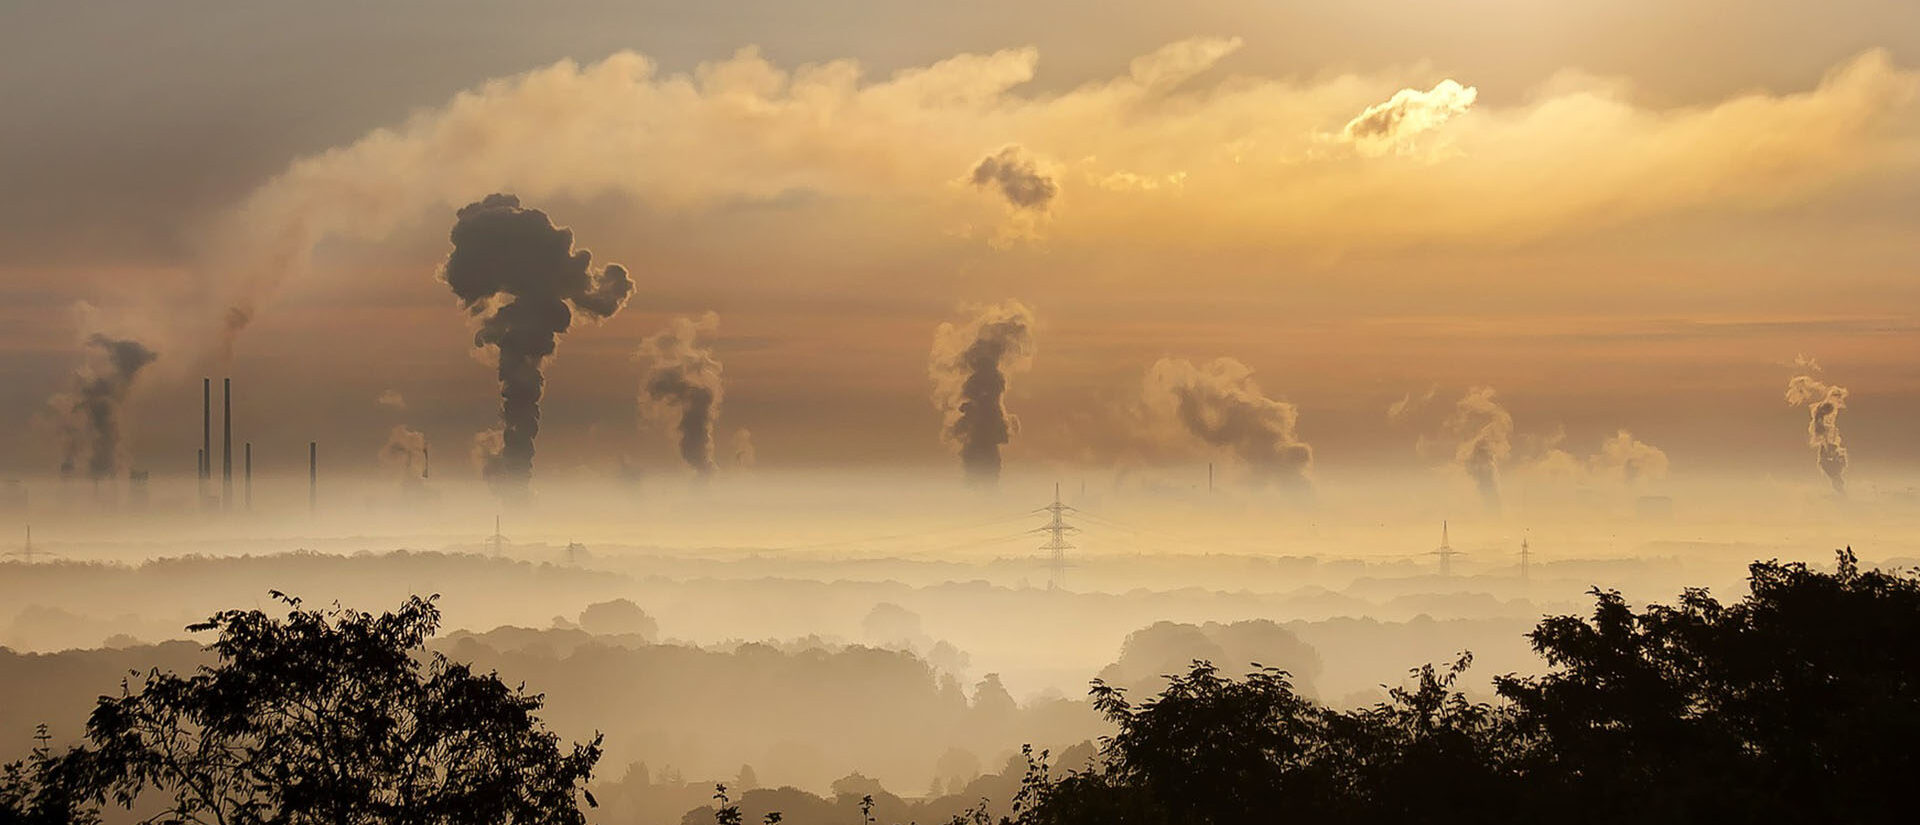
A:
[2, 592, 601, 825]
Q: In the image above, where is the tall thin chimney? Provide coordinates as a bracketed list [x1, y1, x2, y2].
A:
[308, 441, 317, 513]
[222, 377, 233, 508]
[200, 378, 211, 485]
[423, 445, 430, 480]
[244, 442, 252, 511]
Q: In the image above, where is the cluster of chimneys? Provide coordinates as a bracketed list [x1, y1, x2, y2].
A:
[198, 377, 317, 512]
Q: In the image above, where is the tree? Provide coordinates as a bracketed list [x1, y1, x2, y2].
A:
[50, 592, 601, 824]
[0, 726, 100, 825]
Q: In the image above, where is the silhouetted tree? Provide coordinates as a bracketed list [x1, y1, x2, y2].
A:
[5, 592, 601, 825]
[0, 726, 99, 825]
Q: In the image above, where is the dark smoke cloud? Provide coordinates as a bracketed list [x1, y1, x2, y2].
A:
[1786, 373, 1849, 493]
[636, 313, 724, 475]
[1447, 386, 1512, 508]
[968, 146, 1058, 211]
[440, 193, 633, 496]
[1143, 357, 1312, 487]
[929, 301, 1036, 484]
[51, 334, 159, 481]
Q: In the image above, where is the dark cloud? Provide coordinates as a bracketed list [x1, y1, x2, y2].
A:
[51, 334, 159, 481]
[968, 146, 1057, 211]
[1143, 357, 1312, 487]
[637, 313, 724, 475]
[930, 301, 1036, 484]
[441, 193, 634, 497]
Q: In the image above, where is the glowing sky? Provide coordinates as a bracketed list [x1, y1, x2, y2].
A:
[3, 0, 1918, 493]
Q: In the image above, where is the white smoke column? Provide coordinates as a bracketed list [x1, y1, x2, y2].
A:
[929, 301, 1036, 484]
[377, 425, 429, 485]
[1786, 374, 1850, 493]
[1142, 357, 1312, 487]
[636, 313, 725, 475]
[1448, 386, 1513, 507]
[1591, 429, 1670, 485]
[50, 334, 159, 481]
[731, 429, 757, 468]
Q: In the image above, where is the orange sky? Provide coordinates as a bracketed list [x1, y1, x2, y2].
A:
[3, 1, 1918, 494]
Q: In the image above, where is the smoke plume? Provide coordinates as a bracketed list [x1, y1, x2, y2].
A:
[930, 301, 1036, 483]
[377, 425, 429, 484]
[732, 429, 758, 468]
[1785, 373, 1849, 493]
[1142, 357, 1312, 487]
[1447, 386, 1513, 507]
[1591, 429, 1670, 485]
[968, 145, 1057, 212]
[636, 313, 724, 475]
[440, 194, 634, 496]
[51, 334, 159, 481]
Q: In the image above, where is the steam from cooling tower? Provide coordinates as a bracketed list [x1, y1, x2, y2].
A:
[378, 426, 429, 484]
[51, 334, 159, 481]
[1785, 372, 1849, 493]
[731, 429, 757, 468]
[1448, 386, 1513, 507]
[1143, 357, 1312, 487]
[929, 301, 1036, 484]
[440, 194, 634, 496]
[636, 313, 724, 475]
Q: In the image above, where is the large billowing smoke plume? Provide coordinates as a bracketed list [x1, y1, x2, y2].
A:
[378, 425, 429, 485]
[1785, 372, 1849, 493]
[1447, 386, 1513, 507]
[440, 194, 634, 496]
[929, 301, 1036, 484]
[636, 313, 724, 475]
[1143, 357, 1312, 487]
[50, 335, 159, 481]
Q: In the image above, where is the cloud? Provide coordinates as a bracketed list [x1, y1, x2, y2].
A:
[376, 389, 407, 410]
[183, 40, 1918, 360]
[1140, 357, 1312, 487]
[1342, 79, 1478, 154]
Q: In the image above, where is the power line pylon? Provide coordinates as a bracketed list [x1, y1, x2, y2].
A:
[1430, 520, 1463, 577]
[1034, 482, 1078, 591]
[490, 515, 508, 558]
[1519, 532, 1532, 584]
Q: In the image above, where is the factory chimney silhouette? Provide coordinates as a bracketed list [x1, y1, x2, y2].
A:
[200, 378, 210, 503]
[222, 378, 233, 509]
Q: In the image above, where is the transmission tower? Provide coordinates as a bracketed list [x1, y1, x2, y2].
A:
[1519, 532, 1532, 583]
[490, 515, 509, 558]
[1034, 482, 1078, 591]
[1430, 520, 1464, 577]
[3, 525, 37, 563]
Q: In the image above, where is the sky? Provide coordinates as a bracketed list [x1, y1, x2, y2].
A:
[4, 0, 1920, 499]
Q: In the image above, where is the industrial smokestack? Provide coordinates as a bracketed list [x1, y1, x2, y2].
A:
[201, 378, 211, 485]
[928, 301, 1037, 484]
[244, 442, 252, 510]
[222, 377, 232, 509]
[440, 194, 635, 499]
[308, 441, 317, 512]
